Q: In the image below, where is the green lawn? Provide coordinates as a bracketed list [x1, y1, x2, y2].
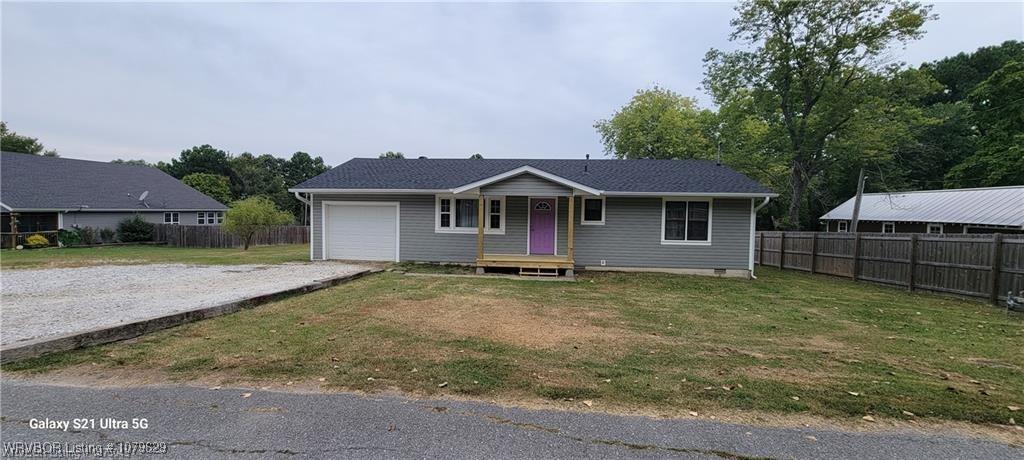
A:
[6, 267, 1023, 426]
[0, 244, 309, 269]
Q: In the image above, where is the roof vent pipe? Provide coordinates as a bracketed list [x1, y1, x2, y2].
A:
[585, 153, 589, 173]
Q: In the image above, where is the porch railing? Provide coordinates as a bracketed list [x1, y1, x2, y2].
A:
[1, 231, 61, 249]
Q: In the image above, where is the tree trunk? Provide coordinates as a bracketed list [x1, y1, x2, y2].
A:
[243, 232, 253, 250]
[786, 167, 808, 230]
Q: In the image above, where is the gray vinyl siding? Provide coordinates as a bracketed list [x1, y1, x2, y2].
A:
[312, 194, 547, 262]
[572, 197, 751, 269]
[310, 194, 751, 269]
[481, 174, 572, 196]
[61, 211, 215, 229]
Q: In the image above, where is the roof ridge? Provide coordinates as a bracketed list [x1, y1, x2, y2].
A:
[350, 157, 716, 162]
[0, 151, 155, 169]
[862, 185, 1024, 195]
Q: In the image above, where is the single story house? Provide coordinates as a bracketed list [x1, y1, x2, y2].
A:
[819, 185, 1024, 234]
[1, 152, 228, 246]
[290, 158, 776, 277]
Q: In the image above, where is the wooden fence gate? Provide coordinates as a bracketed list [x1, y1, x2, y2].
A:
[755, 232, 1024, 304]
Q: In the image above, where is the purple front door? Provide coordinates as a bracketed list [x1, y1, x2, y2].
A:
[529, 198, 556, 255]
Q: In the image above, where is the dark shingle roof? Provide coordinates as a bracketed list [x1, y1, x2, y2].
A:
[1, 152, 228, 210]
[293, 158, 774, 195]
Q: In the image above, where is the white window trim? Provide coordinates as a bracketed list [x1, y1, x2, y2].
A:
[163, 212, 179, 225]
[837, 221, 849, 233]
[580, 196, 606, 225]
[197, 211, 224, 225]
[434, 194, 505, 235]
[927, 223, 944, 234]
[882, 222, 896, 234]
[660, 197, 712, 246]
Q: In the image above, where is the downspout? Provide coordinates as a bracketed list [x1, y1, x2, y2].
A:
[750, 196, 771, 279]
[293, 191, 311, 226]
[293, 192, 314, 259]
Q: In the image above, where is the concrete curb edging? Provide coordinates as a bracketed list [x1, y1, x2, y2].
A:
[0, 269, 381, 365]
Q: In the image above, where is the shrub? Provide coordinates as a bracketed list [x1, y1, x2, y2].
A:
[57, 229, 81, 246]
[223, 196, 293, 250]
[117, 215, 154, 242]
[99, 228, 116, 243]
[25, 233, 50, 248]
[76, 226, 97, 245]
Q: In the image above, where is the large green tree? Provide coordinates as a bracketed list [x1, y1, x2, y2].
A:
[161, 144, 232, 179]
[1, 121, 58, 156]
[594, 86, 716, 159]
[944, 61, 1024, 187]
[379, 151, 405, 159]
[704, 0, 933, 229]
[182, 172, 233, 204]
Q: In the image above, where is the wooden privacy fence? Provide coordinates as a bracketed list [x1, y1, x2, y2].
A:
[755, 231, 1024, 304]
[153, 224, 309, 249]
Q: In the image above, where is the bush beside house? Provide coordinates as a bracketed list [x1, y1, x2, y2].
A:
[117, 215, 155, 242]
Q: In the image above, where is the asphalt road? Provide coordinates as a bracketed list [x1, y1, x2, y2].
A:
[0, 381, 1018, 459]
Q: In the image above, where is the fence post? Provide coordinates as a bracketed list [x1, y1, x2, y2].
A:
[759, 232, 764, 265]
[778, 232, 786, 269]
[908, 233, 917, 292]
[989, 233, 1003, 305]
[809, 232, 818, 274]
[851, 232, 861, 281]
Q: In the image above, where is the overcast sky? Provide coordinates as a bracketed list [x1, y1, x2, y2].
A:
[2, 2, 1021, 166]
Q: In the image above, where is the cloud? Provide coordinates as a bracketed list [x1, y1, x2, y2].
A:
[2, 2, 1020, 165]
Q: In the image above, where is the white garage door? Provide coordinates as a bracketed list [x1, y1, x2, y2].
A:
[324, 202, 399, 261]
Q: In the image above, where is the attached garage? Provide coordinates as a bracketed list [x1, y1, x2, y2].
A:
[322, 201, 399, 261]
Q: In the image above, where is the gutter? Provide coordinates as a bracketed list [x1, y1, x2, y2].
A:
[750, 196, 771, 279]
[293, 191, 311, 205]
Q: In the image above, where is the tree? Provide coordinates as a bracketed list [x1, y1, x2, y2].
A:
[594, 86, 716, 159]
[920, 40, 1024, 105]
[282, 151, 330, 224]
[282, 151, 329, 187]
[469, 153, 484, 159]
[111, 159, 151, 166]
[1, 121, 58, 156]
[161, 144, 232, 179]
[703, 0, 933, 228]
[182, 173, 233, 204]
[945, 61, 1024, 187]
[222, 197, 293, 250]
[379, 151, 405, 159]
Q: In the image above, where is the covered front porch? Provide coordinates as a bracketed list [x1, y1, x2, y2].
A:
[457, 167, 597, 277]
[473, 195, 577, 276]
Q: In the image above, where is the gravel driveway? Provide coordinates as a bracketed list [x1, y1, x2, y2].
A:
[0, 262, 367, 346]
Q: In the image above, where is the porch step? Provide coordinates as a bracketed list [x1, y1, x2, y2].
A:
[519, 267, 559, 277]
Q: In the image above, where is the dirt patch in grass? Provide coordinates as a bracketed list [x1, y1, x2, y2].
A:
[371, 293, 641, 350]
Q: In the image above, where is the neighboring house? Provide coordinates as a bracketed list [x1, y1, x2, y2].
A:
[1, 152, 228, 246]
[290, 158, 776, 277]
[819, 186, 1024, 234]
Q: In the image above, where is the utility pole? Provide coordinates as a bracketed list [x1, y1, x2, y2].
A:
[850, 168, 866, 233]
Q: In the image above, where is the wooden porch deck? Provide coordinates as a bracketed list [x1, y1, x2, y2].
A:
[476, 254, 575, 270]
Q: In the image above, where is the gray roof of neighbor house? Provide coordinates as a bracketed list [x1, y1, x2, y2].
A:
[820, 186, 1024, 229]
[291, 158, 775, 196]
[0, 152, 228, 211]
